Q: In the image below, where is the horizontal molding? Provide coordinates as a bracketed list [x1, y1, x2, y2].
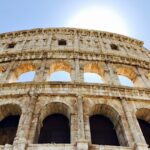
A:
[0, 27, 143, 47]
[0, 50, 149, 69]
[0, 82, 149, 101]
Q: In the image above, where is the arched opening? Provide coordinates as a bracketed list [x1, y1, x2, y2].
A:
[49, 62, 72, 82]
[136, 108, 150, 147]
[0, 115, 20, 145]
[138, 119, 150, 147]
[38, 113, 70, 144]
[117, 67, 137, 87]
[84, 72, 103, 83]
[90, 115, 119, 146]
[0, 104, 21, 145]
[49, 71, 71, 82]
[10, 63, 36, 82]
[17, 71, 35, 82]
[84, 63, 104, 83]
[118, 75, 134, 87]
[89, 104, 128, 146]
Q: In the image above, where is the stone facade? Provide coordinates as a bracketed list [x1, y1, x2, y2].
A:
[0, 28, 150, 150]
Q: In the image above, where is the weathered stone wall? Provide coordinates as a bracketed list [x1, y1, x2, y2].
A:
[0, 28, 150, 150]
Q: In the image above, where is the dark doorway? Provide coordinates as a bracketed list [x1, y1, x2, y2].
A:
[138, 119, 150, 147]
[38, 113, 70, 144]
[0, 115, 20, 145]
[90, 115, 120, 146]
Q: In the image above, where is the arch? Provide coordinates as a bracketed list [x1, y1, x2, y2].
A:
[50, 71, 71, 82]
[39, 102, 71, 122]
[49, 61, 72, 81]
[90, 115, 119, 145]
[17, 71, 35, 82]
[118, 75, 134, 87]
[83, 63, 104, 83]
[37, 102, 71, 144]
[10, 63, 36, 82]
[89, 104, 127, 146]
[38, 113, 70, 144]
[116, 67, 137, 86]
[0, 104, 22, 121]
[0, 104, 21, 145]
[136, 108, 150, 147]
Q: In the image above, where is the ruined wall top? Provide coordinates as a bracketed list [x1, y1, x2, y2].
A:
[0, 27, 144, 47]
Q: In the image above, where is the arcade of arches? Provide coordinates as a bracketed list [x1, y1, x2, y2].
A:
[1, 62, 149, 88]
[0, 101, 150, 149]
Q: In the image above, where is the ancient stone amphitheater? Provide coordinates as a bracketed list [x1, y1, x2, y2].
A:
[0, 27, 150, 150]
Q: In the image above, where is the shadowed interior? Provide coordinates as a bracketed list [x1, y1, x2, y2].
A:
[138, 119, 150, 148]
[90, 115, 120, 146]
[38, 114, 70, 144]
[0, 115, 20, 145]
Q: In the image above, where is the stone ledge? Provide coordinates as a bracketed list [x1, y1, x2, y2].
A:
[90, 144, 132, 150]
[27, 144, 75, 150]
[0, 50, 149, 69]
[0, 82, 149, 101]
[0, 27, 143, 47]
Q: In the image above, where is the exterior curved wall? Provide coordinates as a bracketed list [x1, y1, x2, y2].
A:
[0, 28, 150, 150]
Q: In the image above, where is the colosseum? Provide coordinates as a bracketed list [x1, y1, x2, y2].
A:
[0, 27, 150, 150]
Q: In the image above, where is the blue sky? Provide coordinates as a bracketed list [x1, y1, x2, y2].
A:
[0, 0, 150, 49]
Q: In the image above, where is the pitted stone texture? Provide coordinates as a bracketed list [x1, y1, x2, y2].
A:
[0, 28, 150, 150]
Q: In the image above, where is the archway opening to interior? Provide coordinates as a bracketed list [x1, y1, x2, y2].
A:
[90, 115, 120, 146]
[38, 113, 70, 144]
[138, 119, 150, 148]
[0, 115, 20, 145]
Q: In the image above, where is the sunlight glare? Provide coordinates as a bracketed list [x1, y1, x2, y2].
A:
[67, 6, 129, 35]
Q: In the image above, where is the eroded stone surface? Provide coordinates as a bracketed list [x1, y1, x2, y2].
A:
[0, 28, 149, 150]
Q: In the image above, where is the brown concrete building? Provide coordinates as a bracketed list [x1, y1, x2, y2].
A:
[0, 28, 150, 150]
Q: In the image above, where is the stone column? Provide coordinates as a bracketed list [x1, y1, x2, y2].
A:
[106, 63, 120, 85]
[70, 113, 77, 144]
[74, 33, 79, 52]
[98, 36, 105, 53]
[27, 101, 41, 144]
[34, 60, 47, 82]
[74, 59, 83, 82]
[77, 95, 85, 140]
[45, 35, 52, 50]
[13, 92, 38, 150]
[70, 67, 76, 82]
[76, 95, 88, 150]
[121, 98, 148, 150]
[136, 67, 150, 88]
[0, 61, 17, 83]
[113, 113, 134, 147]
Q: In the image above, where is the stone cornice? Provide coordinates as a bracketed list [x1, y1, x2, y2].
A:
[0, 27, 143, 47]
[0, 50, 149, 69]
[0, 82, 149, 101]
